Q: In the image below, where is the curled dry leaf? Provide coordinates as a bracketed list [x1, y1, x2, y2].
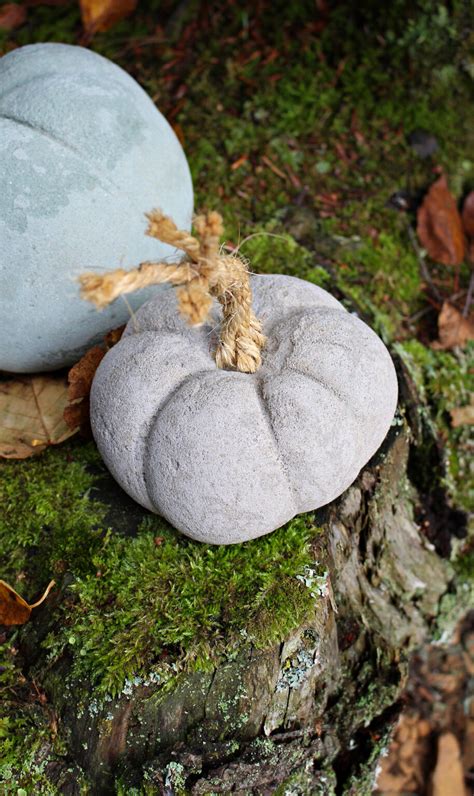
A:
[64, 345, 105, 437]
[432, 301, 474, 350]
[64, 326, 124, 437]
[417, 175, 466, 266]
[0, 3, 27, 30]
[0, 579, 55, 626]
[0, 374, 76, 459]
[80, 0, 137, 35]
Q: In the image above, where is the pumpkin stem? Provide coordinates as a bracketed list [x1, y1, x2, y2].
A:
[79, 210, 266, 373]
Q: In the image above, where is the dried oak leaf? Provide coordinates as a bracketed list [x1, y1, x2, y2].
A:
[0, 3, 27, 30]
[0, 579, 55, 626]
[0, 374, 76, 459]
[432, 301, 474, 350]
[417, 175, 466, 266]
[80, 0, 137, 35]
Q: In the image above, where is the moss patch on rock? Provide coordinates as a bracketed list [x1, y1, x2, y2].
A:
[0, 442, 324, 699]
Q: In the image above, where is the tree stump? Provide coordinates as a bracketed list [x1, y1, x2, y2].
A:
[23, 400, 465, 794]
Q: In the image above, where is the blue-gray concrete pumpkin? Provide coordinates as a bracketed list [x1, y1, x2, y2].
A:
[0, 43, 193, 372]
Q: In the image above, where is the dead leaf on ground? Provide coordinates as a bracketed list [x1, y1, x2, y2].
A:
[431, 301, 474, 350]
[431, 733, 468, 796]
[80, 0, 137, 35]
[63, 326, 124, 437]
[0, 579, 55, 626]
[417, 175, 466, 266]
[450, 396, 474, 428]
[0, 374, 76, 459]
[0, 3, 27, 30]
[63, 345, 105, 437]
[374, 612, 474, 796]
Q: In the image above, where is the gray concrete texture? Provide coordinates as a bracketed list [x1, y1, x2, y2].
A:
[91, 274, 398, 544]
[0, 43, 193, 372]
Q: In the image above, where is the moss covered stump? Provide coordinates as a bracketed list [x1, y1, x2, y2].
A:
[2, 402, 466, 794]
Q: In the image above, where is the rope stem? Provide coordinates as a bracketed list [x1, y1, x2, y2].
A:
[79, 210, 266, 373]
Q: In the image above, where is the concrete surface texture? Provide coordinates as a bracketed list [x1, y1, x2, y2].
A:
[0, 43, 193, 372]
[91, 274, 398, 544]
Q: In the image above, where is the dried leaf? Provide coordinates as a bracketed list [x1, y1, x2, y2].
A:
[80, 0, 137, 35]
[374, 713, 431, 793]
[417, 175, 466, 266]
[431, 733, 467, 796]
[67, 345, 105, 403]
[64, 327, 124, 436]
[0, 3, 27, 30]
[450, 397, 474, 428]
[432, 301, 474, 350]
[0, 375, 76, 459]
[0, 579, 55, 626]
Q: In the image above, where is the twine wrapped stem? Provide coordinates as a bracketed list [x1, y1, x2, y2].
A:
[79, 211, 266, 373]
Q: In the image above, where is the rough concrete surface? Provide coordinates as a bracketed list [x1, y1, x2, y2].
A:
[91, 274, 398, 543]
[0, 43, 193, 372]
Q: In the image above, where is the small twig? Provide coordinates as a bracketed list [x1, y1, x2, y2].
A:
[405, 220, 443, 303]
[462, 269, 474, 317]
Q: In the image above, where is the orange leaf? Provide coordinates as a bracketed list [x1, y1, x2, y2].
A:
[0, 3, 27, 30]
[0, 374, 77, 459]
[432, 301, 474, 350]
[80, 0, 137, 35]
[0, 579, 55, 626]
[417, 176, 466, 266]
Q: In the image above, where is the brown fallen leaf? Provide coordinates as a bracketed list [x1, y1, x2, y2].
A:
[417, 175, 466, 266]
[0, 374, 77, 459]
[431, 733, 468, 796]
[0, 3, 27, 30]
[450, 396, 474, 428]
[67, 345, 105, 403]
[0, 579, 55, 626]
[431, 301, 474, 350]
[80, 0, 137, 35]
[64, 327, 124, 436]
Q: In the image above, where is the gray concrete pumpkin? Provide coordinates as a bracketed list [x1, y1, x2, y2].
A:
[0, 43, 193, 372]
[90, 274, 398, 544]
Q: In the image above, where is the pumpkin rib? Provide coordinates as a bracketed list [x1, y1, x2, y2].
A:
[284, 365, 364, 422]
[0, 112, 120, 198]
[253, 378, 299, 514]
[141, 367, 221, 510]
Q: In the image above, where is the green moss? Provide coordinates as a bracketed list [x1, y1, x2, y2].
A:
[0, 442, 106, 590]
[0, 440, 322, 698]
[45, 513, 323, 697]
[396, 340, 474, 513]
[336, 230, 422, 339]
